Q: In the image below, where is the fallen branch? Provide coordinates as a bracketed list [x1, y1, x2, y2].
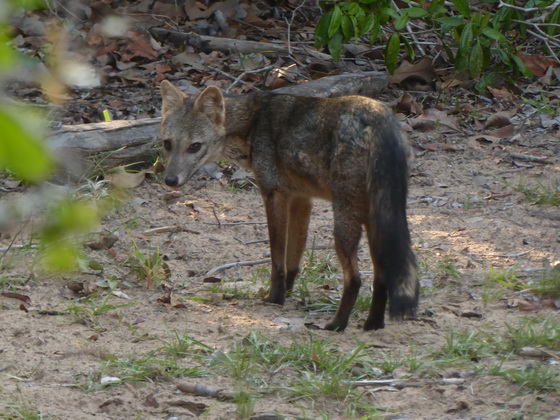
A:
[150, 28, 333, 61]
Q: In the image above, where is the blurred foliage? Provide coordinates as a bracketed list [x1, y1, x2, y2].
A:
[1, 0, 101, 273]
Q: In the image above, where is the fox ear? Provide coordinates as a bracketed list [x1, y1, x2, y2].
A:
[160, 80, 186, 115]
[194, 86, 225, 125]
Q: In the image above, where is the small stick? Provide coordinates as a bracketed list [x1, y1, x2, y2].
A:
[142, 225, 200, 235]
[206, 258, 271, 276]
[0, 244, 38, 252]
[203, 221, 268, 226]
[210, 207, 222, 228]
[510, 152, 552, 164]
[227, 65, 277, 93]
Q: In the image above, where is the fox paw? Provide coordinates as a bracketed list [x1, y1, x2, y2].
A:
[324, 320, 347, 332]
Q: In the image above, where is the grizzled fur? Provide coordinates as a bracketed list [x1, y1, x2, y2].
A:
[160, 80, 418, 331]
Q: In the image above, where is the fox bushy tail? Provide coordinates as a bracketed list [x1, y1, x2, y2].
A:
[367, 121, 418, 320]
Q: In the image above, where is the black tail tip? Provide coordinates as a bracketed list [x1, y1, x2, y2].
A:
[389, 296, 419, 320]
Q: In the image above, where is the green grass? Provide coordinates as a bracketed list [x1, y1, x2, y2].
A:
[496, 363, 559, 392]
[514, 180, 560, 206]
[531, 266, 560, 297]
[65, 291, 133, 330]
[482, 265, 560, 304]
[0, 403, 43, 420]
[126, 240, 170, 288]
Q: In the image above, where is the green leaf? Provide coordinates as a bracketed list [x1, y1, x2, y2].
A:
[434, 16, 465, 27]
[496, 48, 511, 65]
[0, 28, 16, 70]
[406, 7, 429, 18]
[0, 106, 52, 183]
[385, 33, 401, 74]
[468, 40, 484, 77]
[40, 242, 82, 272]
[482, 27, 509, 44]
[401, 36, 415, 61]
[511, 54, 533, 77]
[459, 23, 474, 52]
[345, 2, 360, 15]
[329, 5, 342, 38]
[452, 0, 471, 17]
[314, 10, 332, 48]
[475, 73, 497, 93]
[394, 13, 409, 31]
[327, 30, 343, 61]
[369, 22, 382, 43]
[341, 15, 353, 40]
[358, 12, 376, 35]
[455, 49, 468, 74]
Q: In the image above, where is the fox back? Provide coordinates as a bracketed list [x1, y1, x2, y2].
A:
[160, 81, 418, 332]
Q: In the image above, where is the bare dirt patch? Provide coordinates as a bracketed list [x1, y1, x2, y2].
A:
[1, 127, 559, 419]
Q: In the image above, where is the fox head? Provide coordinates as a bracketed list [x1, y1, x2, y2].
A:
[160, 81, 227, 187]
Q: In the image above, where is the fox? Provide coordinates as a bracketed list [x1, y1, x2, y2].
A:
[159, 79, 418, 332]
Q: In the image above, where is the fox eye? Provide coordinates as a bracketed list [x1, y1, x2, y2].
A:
[162, 139, 172, 152]
[187, 142, 202, 153]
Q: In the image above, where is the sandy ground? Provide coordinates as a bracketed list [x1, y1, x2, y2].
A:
[1, 127, 559, 419]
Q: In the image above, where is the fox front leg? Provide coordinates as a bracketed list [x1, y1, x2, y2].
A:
[262, 191, 290, 305]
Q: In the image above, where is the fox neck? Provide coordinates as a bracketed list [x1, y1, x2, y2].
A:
[221, 94, 259, 170]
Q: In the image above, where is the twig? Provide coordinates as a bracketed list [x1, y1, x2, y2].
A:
[285, 0, 308, 58]
[510, 152, 552, 164]
[226, 65, 278, 93]
[203, 221, 268, 226]
[206, 258, 271, 276]
[0, 244, 38, 252]
[525, 28, 560, 63]
[344, 378, 465, 388]
[498, 0, 560, 16]
[142, 225, 200, 235]
[206, 65, 251, 87]
[210, 207, 222, 228]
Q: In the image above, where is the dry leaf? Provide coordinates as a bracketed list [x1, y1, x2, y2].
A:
[487, 86, 514, 101]
[517, 53, 559, 77]
[397, 92, 423, 115]
[104, 167, 146, 188]
[484, 111, 512, 129]
[389, 57, 436, 86]
[486, 124, 514, 139]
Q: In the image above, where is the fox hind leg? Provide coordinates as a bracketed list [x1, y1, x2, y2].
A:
[324, 211, 362, 332]
[285, 196, 312, 293]
[263, 191, 290, 305]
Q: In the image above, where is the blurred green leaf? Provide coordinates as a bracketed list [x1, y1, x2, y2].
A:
[327, 30, 343, 61]
[452, 0, 471, 17]
[469, 40, 484, 77]
[386, 33, 400, 74]
[314, 10, 332, 48]
[406, 7, 429, 18]
[329, 5, 342, 38]
[0, 106, 53, 183]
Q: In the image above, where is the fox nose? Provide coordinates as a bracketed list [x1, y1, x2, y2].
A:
[165, 176, 179, 187]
